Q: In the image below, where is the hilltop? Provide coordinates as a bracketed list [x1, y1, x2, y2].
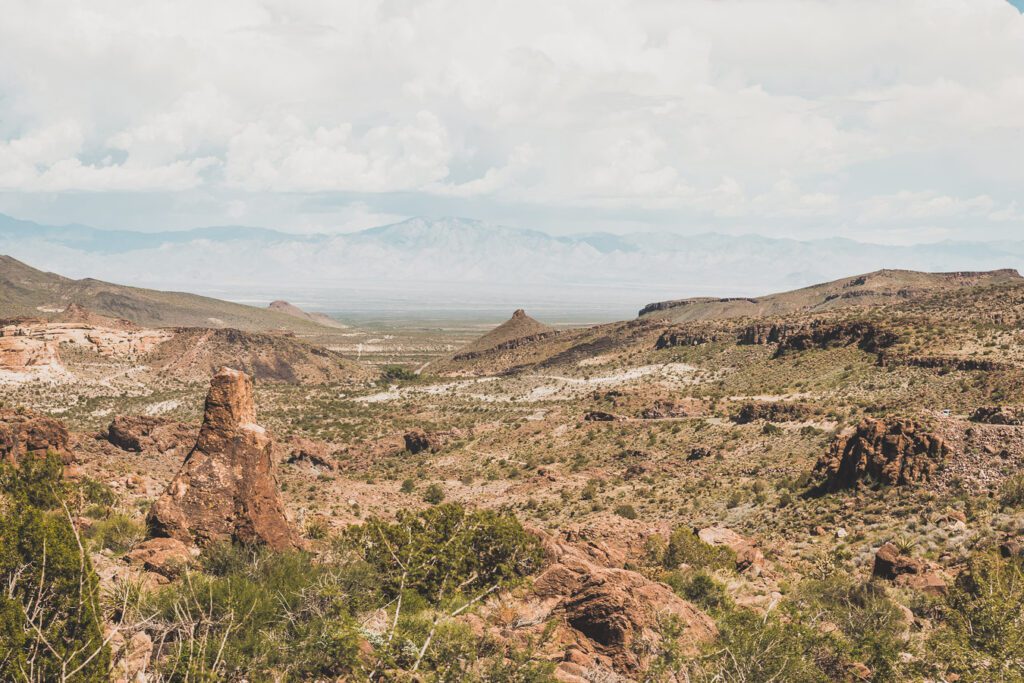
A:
[0, 254, 338, 333]
[639, 268, 1023, 322]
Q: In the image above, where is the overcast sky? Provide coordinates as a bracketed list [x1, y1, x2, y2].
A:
[1, 0, 1023, 243]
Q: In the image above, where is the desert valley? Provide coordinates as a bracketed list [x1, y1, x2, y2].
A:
[2, 252, 1024, 682]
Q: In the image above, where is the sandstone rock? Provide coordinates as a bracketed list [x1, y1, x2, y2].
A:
[873, 542, 924, 580]
[873, 542, 948, 594]
[519, 529, 716, 675]
[814, 417, 948, 490]
[285, 436, 336, 470]
[105, 415, 195, 455]
[124, 537, 194, 578]
[402, 428, 460, 454]
[111, 630, 152, 683]
[404, 429, 433, 454]
[147, 368, 298, 550]
[0, 408, 70, 463]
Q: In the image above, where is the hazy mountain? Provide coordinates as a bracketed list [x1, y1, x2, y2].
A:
[4, 213, 1024, 319]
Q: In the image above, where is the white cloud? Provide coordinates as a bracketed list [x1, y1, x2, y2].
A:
[0, 0, 1022, 237]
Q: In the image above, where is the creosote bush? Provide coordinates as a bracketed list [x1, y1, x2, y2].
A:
[0, 454, 111, 682]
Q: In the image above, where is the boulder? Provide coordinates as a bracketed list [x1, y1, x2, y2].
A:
[814, 417, 948, 490]
[520, 529, 716, 675]
[105, 415, 195, 455]
[583, 411, 619, 422]
[147, 368, 298, 550]
[0, 408, 70, 463]
[872, 542, 947, 594]
[285, 436, 336, 470]
[403, 428, 460, 454]
[124, 537, 194, 578]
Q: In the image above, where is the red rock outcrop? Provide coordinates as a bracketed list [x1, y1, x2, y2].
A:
[814, 418, 948, 490]
[147, 368, 297, 550]
[517, 529, 717, 677]
[970, 406, 1024, 426]
[0, 409, 70, 463]
[731, 401, 813, 424]
[104, 415, 196, 456]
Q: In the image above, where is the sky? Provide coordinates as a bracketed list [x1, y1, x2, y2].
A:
[1, 0, 1023, 244]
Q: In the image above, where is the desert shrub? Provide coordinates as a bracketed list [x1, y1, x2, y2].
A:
[664, 570, 732, 613]
[999, 473, 1024, 509]
[692, 608, 828, 683]
[148, 548, 368, 681]
[84, 512, 145, 553]
[663, 526, 735, 571]
[790, 576, 908, 679]
[341, 503, 544, 602]
[928, 552, 1024, 681]
[423, 482, 446, 504]
[614, 504, 638, 519]
[304, 516, 329, 540]
[381, 365, 418, 382]
[0, 454, 111, 682]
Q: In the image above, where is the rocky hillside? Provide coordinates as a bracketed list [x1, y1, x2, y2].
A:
[0, 254, 338, 333]
[639, 268, 1023, 323]
[145, 327, 375, 384]
[267, 300, 347, 329]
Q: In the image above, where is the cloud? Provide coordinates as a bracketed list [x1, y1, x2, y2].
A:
[0, 0, 1022, 237]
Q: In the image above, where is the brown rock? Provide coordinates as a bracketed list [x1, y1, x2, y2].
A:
[147, 368, 298, 550]
[285, 436, 336, 470]
[525, 529, 716, 675]
[0, 408, 70, 464]
[124, 537, 194, 578]
[105, 415, 195, 455]
[110, 630, 153, 683]
[403, 429, 433, 454]
[815, 417, 948, 490]
[872, 542, 924, 580]
[563, 568, 715, 672]
[583, 411, 618, 422]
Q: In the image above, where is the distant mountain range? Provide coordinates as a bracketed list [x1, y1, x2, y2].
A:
[5, 213, 1024, 319]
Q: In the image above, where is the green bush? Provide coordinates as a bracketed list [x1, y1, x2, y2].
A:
[84, 512, 145, 553]
[999, 473, 1024, 509]
[341, 503, 544, 602]
[0, 454, 111, 681]
[928, 552, 1024, 682]
[614, 504, 638, 519]
[663, 526, 735, 571]
[423, 482, 446, 504]
[148, 548, 368, 681]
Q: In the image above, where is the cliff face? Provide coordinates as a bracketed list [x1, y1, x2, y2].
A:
[148, 367, 297, 550]
[815, 418, 949, 490]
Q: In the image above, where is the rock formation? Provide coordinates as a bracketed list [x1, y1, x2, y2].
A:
[970, 406, 1024, 425]
[525, 529, 716, 676]
[147, 367, 297, 550]
[104, 415, 196, 455]
[731, 401, 813, 424]
[814, 418, 948, 490]
[451, 309, 556, 361]
[0, 409, 70, 463]
[738, 320, 898, 357]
